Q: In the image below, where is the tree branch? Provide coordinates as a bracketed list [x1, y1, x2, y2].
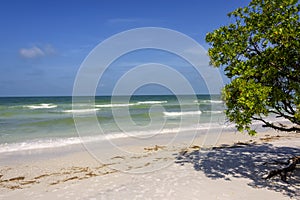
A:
[248, 37, 262, 55]
[264, 156, 300, 182]
[252, 116, 300, 132]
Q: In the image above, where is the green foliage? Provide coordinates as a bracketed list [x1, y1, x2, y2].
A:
[206, 0, 300, 134]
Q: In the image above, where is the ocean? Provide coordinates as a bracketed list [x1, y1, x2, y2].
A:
[0, 95, 226, 154]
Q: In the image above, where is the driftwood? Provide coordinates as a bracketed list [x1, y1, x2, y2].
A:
[264, 156, 300, 182]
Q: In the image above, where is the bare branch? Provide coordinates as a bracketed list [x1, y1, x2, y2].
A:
[252, 116, 300, 132]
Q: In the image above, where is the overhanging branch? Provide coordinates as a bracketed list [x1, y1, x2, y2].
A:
[252, 116, 300, 132]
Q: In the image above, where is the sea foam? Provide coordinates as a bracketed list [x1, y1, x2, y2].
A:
[136, 100, 167, 105]
[95, 100, 167, 108]
[163, 110, 202, 117]
[24, 103, 57, 109]
[95, 103, 135, 108]
[199, 100, 224, 104]
[63, 108, 100, 113]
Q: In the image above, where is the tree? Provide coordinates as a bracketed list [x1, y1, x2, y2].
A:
[206, 0, 300, 135]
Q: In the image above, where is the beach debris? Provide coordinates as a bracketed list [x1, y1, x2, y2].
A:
[34, 174, 50, 179]
[85, 171, 97, 177]
[111, 155, 125, 160]
[0, 164, 120, 190]
[0, 176, 34, 190]
[8, 176, 25, 181]
[260, 135, 281, 143]
[190, 145, 200, 150]
[20, 180, 37, 185]
[210, 142, 253, 150]
[264, 155, 300, 183]
[6, 185, 21, 190]
[144, 145, 165, 151]
[49, 181, 60, 185]
[178, 149, 188, 156]
[62, 176, 79, 182]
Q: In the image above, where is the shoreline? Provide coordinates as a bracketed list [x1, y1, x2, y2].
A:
[0, 128, 299, 199]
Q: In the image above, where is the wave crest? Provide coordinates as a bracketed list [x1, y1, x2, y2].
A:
[24, 103, 57, 109]
[163, 110, 202, 117]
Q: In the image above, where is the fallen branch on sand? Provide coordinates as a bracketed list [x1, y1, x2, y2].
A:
[264, 156, 300, 183]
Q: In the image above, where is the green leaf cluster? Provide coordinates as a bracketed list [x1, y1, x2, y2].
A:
[206, 0, 300, 134]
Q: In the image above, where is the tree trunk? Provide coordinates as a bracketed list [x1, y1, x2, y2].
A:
[264, 156, 300, 182]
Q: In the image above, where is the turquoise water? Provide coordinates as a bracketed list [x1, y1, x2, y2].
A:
[0, 95, 225, 153]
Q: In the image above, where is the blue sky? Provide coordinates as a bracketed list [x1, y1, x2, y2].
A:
[0, 0, 250, 96]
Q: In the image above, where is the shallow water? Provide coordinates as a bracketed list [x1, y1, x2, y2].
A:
[0, 95, 226, 153]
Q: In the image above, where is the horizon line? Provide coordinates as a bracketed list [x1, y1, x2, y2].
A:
[0, 93, 221, 98]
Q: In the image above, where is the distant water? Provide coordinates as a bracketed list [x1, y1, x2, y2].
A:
[0, 95, 226, 153]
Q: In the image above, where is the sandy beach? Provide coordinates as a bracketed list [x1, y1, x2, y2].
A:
[1, 0, 299, 199]
[0, 128, 299, 200]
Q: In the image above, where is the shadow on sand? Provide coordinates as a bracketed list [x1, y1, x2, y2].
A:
[175, 143, 300, 198]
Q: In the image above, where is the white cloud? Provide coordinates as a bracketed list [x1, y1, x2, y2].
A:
[19, 45, 56, 59]
[19, 46, 45, 58]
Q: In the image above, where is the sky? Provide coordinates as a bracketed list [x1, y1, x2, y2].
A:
[0, 0, 251, 97]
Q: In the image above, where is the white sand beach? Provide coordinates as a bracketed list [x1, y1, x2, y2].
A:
[0, 129, 299, 200]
